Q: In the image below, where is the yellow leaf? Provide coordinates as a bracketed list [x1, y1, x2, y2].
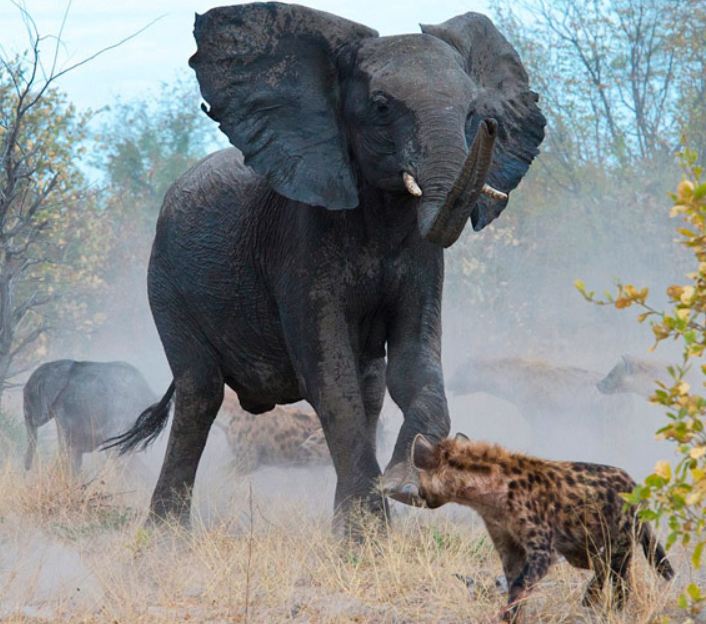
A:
[681, 286, 696, 304]
[686, 491, 703, 506]
[652, 324, 670, 340]
[678, 180, 695, 200]
[690, 446, 706, 460]
[667, 285, 684, 300]
[654, 460, 672, 481]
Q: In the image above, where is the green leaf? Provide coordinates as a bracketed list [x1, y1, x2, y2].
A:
[692, 541, 704, 568]
[640, 509, 659, 522]
[687, 582, 703, 602]
[645, 474, 666, 488]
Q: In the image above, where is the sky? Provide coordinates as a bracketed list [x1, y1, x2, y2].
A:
[0, 0, 490, 112]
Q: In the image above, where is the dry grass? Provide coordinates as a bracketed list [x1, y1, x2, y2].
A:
[0, 457, 690, 624]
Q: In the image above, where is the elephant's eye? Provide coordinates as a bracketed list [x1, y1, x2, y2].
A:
[371, 93, 390, 115]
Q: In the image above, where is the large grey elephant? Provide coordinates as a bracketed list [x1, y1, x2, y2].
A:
[24, 360, 156, 473]
[107, 3, 545, 530]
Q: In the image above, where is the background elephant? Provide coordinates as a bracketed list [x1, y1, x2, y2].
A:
[24, 360, 156, 473]
[108, 3, 544, 530]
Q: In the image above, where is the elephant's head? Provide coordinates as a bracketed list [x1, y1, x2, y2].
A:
[23, 360, 73, 470]
[189, 3, 545, 247]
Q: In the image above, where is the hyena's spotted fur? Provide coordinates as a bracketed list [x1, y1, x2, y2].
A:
[214, 391, 330, 473]
[412, 434, 673, 622]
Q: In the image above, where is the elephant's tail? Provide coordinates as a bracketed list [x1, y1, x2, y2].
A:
[101, 381, 175, 454]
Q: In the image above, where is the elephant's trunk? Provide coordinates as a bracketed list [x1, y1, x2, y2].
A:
[414, 118, 498, 248]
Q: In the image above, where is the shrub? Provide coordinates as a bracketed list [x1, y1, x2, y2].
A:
[576, 148, 706, 613]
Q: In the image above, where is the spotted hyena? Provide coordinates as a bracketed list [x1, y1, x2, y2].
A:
[411, 434, 673, 622]
[598, 355, 676, 398]
[448, 356, 605, 413]
[447, 356, 633, 456]
[214, 391, 330, 473]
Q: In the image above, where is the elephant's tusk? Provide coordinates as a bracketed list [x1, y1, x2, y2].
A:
[481, 184, 508, 201]
[402, 172, 423, 197]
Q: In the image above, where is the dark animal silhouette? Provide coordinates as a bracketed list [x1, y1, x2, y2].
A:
[106, 3, 545, 530]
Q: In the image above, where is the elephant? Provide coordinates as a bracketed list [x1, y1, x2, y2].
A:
[106, 2, 545, 531]
[24, 360, 156, 473]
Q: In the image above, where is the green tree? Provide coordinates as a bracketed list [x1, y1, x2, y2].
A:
[87, 77, 221, 348]
[491, 0, 704, 187]
[94, 76, 216, 221]
[0, 21, 111, 402]
[444, 0, 703, 345]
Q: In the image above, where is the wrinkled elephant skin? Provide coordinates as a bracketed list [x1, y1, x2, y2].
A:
[109, 3, 545, 532]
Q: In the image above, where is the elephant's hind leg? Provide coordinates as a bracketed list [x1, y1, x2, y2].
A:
[150, 366, 224, 526]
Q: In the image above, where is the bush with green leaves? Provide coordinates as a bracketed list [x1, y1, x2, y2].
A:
[576, 148, 706, 613]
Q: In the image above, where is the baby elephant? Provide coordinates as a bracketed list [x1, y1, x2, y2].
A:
[24, 360, 156, 473]
[411, 434, 673, 622]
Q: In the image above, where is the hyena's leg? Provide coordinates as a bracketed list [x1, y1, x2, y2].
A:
[582, 564, 607, 608]
[486, 524, 526, 584]
[504, 540, 553, 622]
[584, 544, 631, 609]
[608, 550, 632, 609]
[69, 448, 83, 474]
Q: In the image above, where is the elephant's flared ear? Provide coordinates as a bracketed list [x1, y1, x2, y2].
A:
[422, 14, 545, 230]
[190, 3, 377, 210]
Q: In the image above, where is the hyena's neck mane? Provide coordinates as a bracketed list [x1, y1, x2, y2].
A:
[440, 438, 546, 475]
[440, 439, 512, 470]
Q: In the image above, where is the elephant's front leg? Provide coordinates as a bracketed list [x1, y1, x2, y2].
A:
[382, 307, 451, 502]
[295, 328, 386, 534]
[317, 379, 387, 533]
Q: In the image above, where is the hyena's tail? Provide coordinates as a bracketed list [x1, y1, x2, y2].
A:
[101, 381, 175, 454]
[640, 523, 674, 580]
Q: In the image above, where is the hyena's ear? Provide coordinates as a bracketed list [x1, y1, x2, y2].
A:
[455, 432, 470, 441]
[412, 434, 440, 471]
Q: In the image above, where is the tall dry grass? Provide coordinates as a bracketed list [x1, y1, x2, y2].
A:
[0, 457, 688, 623]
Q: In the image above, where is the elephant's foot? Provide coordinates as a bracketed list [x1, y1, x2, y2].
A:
[380, 461, 426, 507]
[148, 489, 192, 529]
[333, 490, 390, 541]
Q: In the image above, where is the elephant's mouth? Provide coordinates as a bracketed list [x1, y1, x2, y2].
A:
[403, 118, 504, 248]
